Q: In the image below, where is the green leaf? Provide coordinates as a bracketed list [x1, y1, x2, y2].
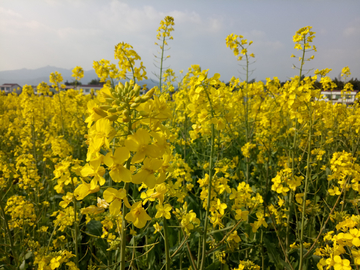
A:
[19, 260, 26, 270]
[205, 261, 221, 270]
[147, 246, 156, 267]
[263, 237, 292, 270]
[264, 190, 272, 205]
[24, 251, 33, 260]
[86, 220, 102, 236]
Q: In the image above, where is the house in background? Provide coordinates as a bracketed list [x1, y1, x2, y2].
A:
[0, 83, 104, 96]
[320, 90, 359, 105]
[0, 83, 22, 94]
[74, 85, 103, 95]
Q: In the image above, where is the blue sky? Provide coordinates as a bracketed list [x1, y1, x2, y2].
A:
[0, 0, 359, 82]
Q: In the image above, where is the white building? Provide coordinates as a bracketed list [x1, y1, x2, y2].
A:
[320, 90, 358, 105]
[74, 85, 103, 95]
[0, 83, 22, 94]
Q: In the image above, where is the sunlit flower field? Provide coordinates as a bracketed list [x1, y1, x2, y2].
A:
[1, 17, 360, 270]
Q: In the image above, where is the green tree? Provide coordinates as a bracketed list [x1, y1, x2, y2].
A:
[88, 79, 104, 85]
[64, 80, 82, 86]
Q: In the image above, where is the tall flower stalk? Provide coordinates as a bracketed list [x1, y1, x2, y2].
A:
[154, 16, 174, 92]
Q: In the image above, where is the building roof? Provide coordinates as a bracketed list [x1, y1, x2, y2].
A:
[321, 89, 358, 93]
[1, 83, 21, 86]
[79, 85, 103, 88]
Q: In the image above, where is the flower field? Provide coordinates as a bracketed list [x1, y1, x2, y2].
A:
[1, 17, 360, 270]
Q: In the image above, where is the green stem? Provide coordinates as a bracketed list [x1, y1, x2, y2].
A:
[120, 115, 132, 270]
[163, 217, 171, 270]
[285, 190, 293, 251]
[199, 122, 215, 270]
[303, 178, 348, 259]
[0, 198, 18, 266]
[184, 231, 198, 270]
[261, 229, 265, 270]
[71, 179, 79, 267]
[298, 109, 312, 270]
[46, 222, 58, 255]
[56, 83, 65, 136]
[120, 183, 129, 270]
[158, 31, 166, 92]
[297, 35, 310, 270]
[199, 85, 216, 270]
[178, 230, 183, 270]
[197, 236, 201, 269]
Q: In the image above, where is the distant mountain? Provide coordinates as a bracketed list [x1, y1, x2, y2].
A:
[0, 66, 159, 88]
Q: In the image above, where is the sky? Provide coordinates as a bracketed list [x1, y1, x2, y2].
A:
[1, 0, 359, 83]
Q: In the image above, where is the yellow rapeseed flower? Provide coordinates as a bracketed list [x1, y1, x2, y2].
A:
[125, 201, 152, 229]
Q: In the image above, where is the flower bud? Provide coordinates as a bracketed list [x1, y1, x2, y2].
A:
[101, 91, 113, 99]
[99, 105, 112, 110]
[124, 81, 129, 88]
[110, 87, 117, 95]
[119, 103, 127, 110]
[108, 107, 117, 113]
[105, 98, 114, 103]
[123, 109, 130, 117]
[112, 92, 120, 99]
[145, 88, 155, 98]
[141, 96, 150, 102]
[117, 82, 125, 90]
[134, 85, 141, 95]
[93, 107, 108, 117]
[106, 114, 119, 121]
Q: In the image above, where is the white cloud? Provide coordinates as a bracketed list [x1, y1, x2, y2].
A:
[24, 20, 49, 31]
[343, 18, 360, 37]
[56, 27, 100, 39]
[96, 1, 222, 39]
[344, 26, 360, 37]
[0, 7, 22, 18]
[249, 30, 266, 38]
